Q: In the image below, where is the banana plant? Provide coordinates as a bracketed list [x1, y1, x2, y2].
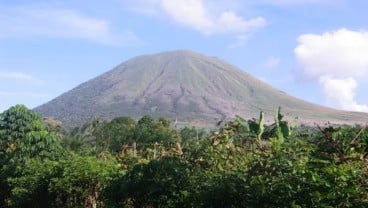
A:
[274, 106, 295, 142]
[257, 111, 265, 142]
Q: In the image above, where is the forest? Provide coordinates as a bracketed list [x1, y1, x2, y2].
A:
[1, 104, 368, 207]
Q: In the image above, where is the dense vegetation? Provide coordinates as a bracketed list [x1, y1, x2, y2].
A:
[1, 105, 368, 207]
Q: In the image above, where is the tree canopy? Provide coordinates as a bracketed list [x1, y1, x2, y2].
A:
[1, 105, 368, 207]
[0, 105, 62, 206]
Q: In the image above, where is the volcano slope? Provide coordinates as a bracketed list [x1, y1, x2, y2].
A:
[34, 50, 367, 127]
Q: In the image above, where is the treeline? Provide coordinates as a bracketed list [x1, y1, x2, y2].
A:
[1, 104, 368, 207]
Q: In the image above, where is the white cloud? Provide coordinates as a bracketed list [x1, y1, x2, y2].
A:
[295, 28, 368, 112]
[160, 0, 266, 36]
[255, 0, 337, 5]
[161, 0, 213, 35]
[264, 56, 281, 69]
[126, 0, 161, 16]
[0, 5, 139, 45]
[0, 71, 36, 81]
[295, 29, 368, 78]
[320, 76, 368, 112]
[228, 34, 251, 48]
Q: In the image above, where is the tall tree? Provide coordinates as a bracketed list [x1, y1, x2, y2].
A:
[0, 105, 61, 206]
[0, 104, 61, 160]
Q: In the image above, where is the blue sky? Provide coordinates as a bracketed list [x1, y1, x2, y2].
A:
[1, 0, 367, 113]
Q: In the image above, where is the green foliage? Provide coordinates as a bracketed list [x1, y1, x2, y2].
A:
[194, 172, 249, 208]
[0, 105, 61, 160]
[274, 106, 295, 141]
[180, 126, 207, 142]
[50, 153, 121, 208]
[133, 115, 179, 147]
[6, 159, 59, 208]
[258, 111, 265, 141]
[61, 135, 88, 152]
[94, 116, 136, 152]
[313, 125, 368, 163]
[113, 157, 191, 207]
[275, 106, 284, 141]
[179, 126, 207, 160]
[5, 153, 122, 208]
[247, 111, 265, 141]
[0, 105, 62, 206]
[42, 117, 62, 133]
[93, 115, 180, 154]
[2, 104, 368, 207]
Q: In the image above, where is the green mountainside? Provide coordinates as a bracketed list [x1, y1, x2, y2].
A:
[34, 50, 367, 127]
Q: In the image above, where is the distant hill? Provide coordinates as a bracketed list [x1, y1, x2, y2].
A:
[34, 50, 367, 127]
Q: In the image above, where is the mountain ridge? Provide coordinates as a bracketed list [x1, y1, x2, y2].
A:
[34, 50, 367, 127]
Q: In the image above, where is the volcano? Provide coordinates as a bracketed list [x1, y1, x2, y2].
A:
[34, 50, 367, 127]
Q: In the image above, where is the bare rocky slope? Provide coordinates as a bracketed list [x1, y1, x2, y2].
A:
[34, 50, 367, 127]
